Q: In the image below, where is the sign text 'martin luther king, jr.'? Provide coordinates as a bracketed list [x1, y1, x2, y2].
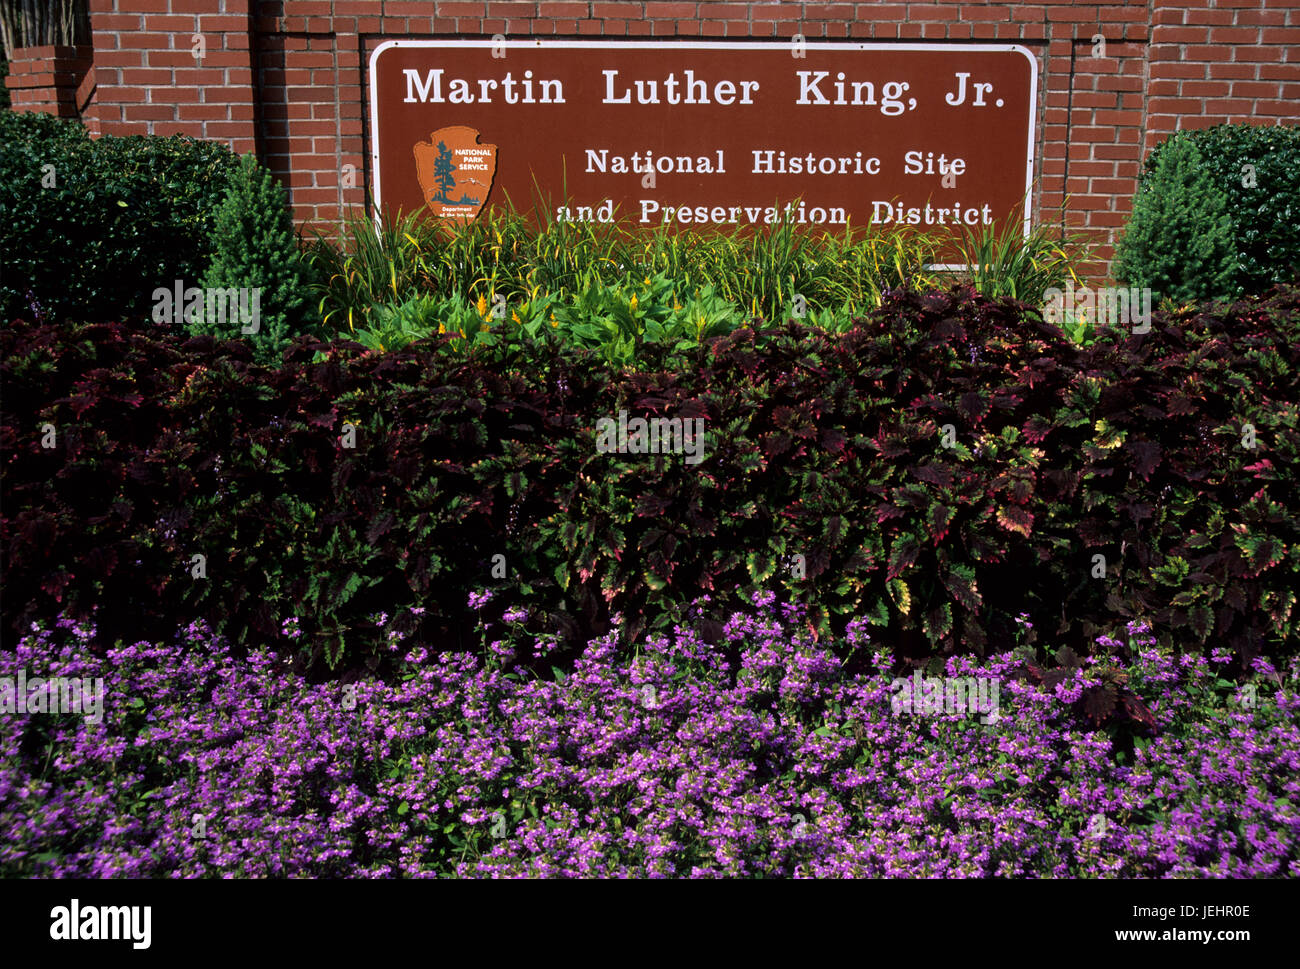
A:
[369, 40, 1037, 252]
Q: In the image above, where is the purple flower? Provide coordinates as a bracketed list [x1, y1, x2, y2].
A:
[25, 288, 45, 324]
[5, 601, 1295, 880]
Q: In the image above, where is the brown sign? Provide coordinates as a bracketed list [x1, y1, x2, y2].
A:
[369, 40, 1037, 261]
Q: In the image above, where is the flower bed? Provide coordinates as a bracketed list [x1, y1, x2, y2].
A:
[3, 594, 1295, 878]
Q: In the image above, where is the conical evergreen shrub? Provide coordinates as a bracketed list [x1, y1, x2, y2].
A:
[1114, 133, 1235, 306]
[190, 153, 309, 364]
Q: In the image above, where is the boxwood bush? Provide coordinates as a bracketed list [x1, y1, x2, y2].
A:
[1173, 123, 1300, 296]
[0, 112, 239, 324]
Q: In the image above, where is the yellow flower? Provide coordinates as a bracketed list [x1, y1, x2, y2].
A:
[438, 323, 445, 334]
[476, 294, 488, 318]
[458, 328, 466, 339]
[511, 309, 521, 324]
[630, 294, 639, 311]
[643, 277, 651, 287]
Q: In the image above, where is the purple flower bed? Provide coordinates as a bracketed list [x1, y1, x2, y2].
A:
[2, 593, 1297, 878]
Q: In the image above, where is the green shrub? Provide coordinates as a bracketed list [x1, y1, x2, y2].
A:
[1163, 123, 1300, 296]
[347, 272, 744, 367]
[548, 270, 741, 367]
[1114, 132, 1236, 305]
[0, 112, 239, 323]
[190, 153, 311, 365]
[5, 286, 1297, 675]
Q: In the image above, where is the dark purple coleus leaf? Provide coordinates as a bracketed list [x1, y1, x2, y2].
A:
[1128, 440, 1163, 480]
[1082, 684, 1118, 725]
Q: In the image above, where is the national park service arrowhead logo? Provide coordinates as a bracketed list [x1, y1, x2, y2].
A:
[413, 126, 497, 222]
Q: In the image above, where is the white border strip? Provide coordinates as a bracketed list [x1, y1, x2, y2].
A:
[366, 40, 1040, 268]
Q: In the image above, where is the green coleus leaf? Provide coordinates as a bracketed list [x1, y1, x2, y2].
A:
[746, 550, 776, 584]
[1093, 418, 1126, 449]
[887, 578, 912, 615]
[1151, 555, 1190, 587]
[927, 502, 955, 542]
[1234, 529, 1285, 577]
[922, 602, 953, 642]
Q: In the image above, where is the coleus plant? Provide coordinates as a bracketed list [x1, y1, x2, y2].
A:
[2, 285, 1297, 676]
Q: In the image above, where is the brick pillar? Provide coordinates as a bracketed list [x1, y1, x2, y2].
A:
[4, 45, 95, 118]
[85, 0, 258, 154]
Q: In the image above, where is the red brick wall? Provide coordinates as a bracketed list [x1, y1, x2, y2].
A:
[83, 0, 258, 154]
[52, 1, 1300, 280]
[1147, 0, 1299, 152]
[4, 46, 95, 119]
